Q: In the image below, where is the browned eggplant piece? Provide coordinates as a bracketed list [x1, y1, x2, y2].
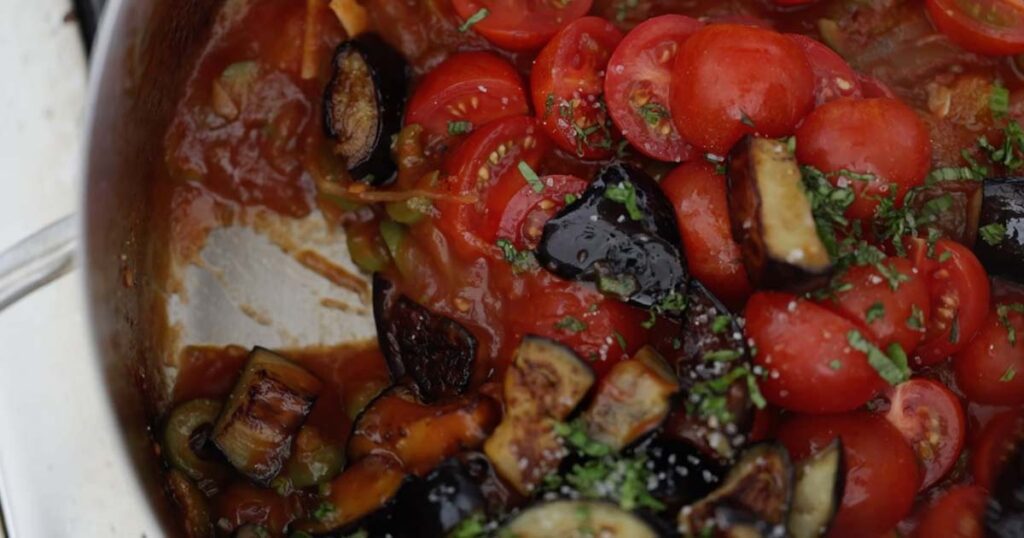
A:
[788, 440, 844, 538]
[484, 337, 595, 495]
[324, 33, 408, 185]
[678, 443, 794, 537]
[631, 437, 726, 512]
[373, 274, 477, 402]
[986, 442, 1024, 537]
[166, 469, 213, 538]
[537, 163, 689, 313]
[210, 348, 323, 484]
[971, 178, 1024, 283]
[348, 385, 500, 476]
[728, 136, 832, 292]
[501, 500, 664, 538]
[583, 347, 679, 451]
[293, 454, 408, 534]
[665, 281, 754, 463]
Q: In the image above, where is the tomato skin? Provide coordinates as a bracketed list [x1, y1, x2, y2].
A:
[880, 378, 966, 490]
[405, 52, 528, 150]
[787, 34, 863, 105]
[436, 116, 552, 260]
[795, 98, 932, 220]
[777, 413, 921, 538]
[909, 239, 991, 366]
[452, 0, 593, 51]
[660, 161, 752, 310]
[926, 0, 1024, 56]
[971, 409, 1024, 489]
[745, 292, 886, 414]
[913, 485, 986, 538]
[484, 174, 588, 250]
[604, 15, 702, 162]
[820, 258, 930, 353]
[954, 306, 1024, 405]
[532, 16, 623, 160]
[670, 24, 815, 155]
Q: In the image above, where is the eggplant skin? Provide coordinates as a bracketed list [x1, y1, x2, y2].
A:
[974, 178, 1024, 282]
[537, 162, 688, 313]
[323, 33, 408, 185]
[501, 500, 663, 538]
[632, 437, 726, 512]
[373, 274, 477, 402]
[986, 443, 1024, 537]
[788, 440, 844, 538]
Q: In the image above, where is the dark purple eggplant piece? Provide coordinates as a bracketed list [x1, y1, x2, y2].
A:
[370, 458, 488, 538]
[324, 33, 408, 185]
[631, 437, 726, 512]
[728, 136, 832, 292]
[373, 274, 477, 402]
[537, 162, 688, 313]
[986, 442, 1024, 537]
[972, 177, 1024, 283]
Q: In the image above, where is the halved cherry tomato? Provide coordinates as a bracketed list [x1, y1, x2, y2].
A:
[660, 161, 752, 310]
[483, 174, 588, 250]
[745, 292, 886, 414]
[913, 485, 987, 538]
[214, 482, 297, 534]
[820, 258, 930, 353]
[506, 272, 646, 378]
[778, 412, 921, 538]
[926, 0, 1024, 56]
[405, 52, 528, 151]
[909, 238, 991, 366]
[604, 14, 702, 162]
[670, 24, 815, 155]
[954, 303, 1024, 405]
[971, 409, 1024, 489]
[452, 0, 593, 51]
[879, 378, 966, 490]
[532, 16, 623, 159]
[435, 116, 552, 260]
[787, 34, 863, 105]
[858, 74, 897, 98]
[795, 97, 932, 220]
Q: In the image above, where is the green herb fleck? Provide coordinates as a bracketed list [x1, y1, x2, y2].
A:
[865, 302, 885, 324]
[496, 238, 536, 273]
[829, 359, 842, 370]
[711, 315, 732, 334]
[604, 181, 644, 220]
[458, 8, 489, 32]
[847, 330, 910, 385]
[313, 502, 336, 522]
[950, 314, 960, 344]
[637, 102, 670, 126]
[907, 304, 925, 331]
[739, 110, 755, 128]
[997, 303, 1024, 346]
[518, 160, 544, 193]
[545, 93, 556, 116]
[703, 349, 743, 362]
[555, 316, 587, 333]
[980, 223, 1007, 246]
[1001, 365, 1017, 383]
[564, 193, 579, 205]
[449, 513, 487, 538]
[991, 83, 1011, 118]
[447, 120, 473, 135]
[598, 273, 639, 298]
[612, 330, 628, 351]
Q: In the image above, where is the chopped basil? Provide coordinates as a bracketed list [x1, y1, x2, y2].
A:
[926, 166, 981, 185]
[938, 251, 953, 263]
[711, 315, 732, 334]
[637, 102, 670, 127]
[865, 302, 885, 324]
[564, 193, 579, 205]
[518, 160, 544, 193]
[597, 273, 639, 298]
[1001, 365, 1017, 383]
[458, 8, 489, 32]
[612, 330, 628, 351]
[991, 83, 1011, 118]
[656, 291, 688, 314]
[641, 309, 657, 329]
[997, 303, 1024, 345]
[907, 304, 925, 331]
[847, 330, 910, 385]
[496, 238, 536, 272]
[555, 316, 588, 333]
[448, 513, 488, 538]
[950, 314, 960, 344]
[979, 223, 1007, 246]
[703, 349, 743, 362]
[447, 120, 473, 135]
[875, 261, 910, 291]
[739, 110, 755, 128]
[313, 502, 336, 521]
[604, 181, 644, 220]
[829, 359, 842, 370]
[545, 93, 556, 116]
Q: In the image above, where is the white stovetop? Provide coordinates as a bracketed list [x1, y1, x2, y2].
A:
[0, 0, 161, 535]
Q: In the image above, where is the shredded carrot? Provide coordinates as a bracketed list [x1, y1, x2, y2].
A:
[301, 0, 323, 80]
[329, 0, 369, 38]
[317, 179, 477, 204]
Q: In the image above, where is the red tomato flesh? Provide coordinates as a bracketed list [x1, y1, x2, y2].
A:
[452, 0, 593, 51]
[954, 303, 1024, 405]
[913, 485, 986, 538]
[970, 408, 1024, 490]
[787, 34, 863, 105]
[484, 174, 588, 250]
[926, 0, 1024, 56]
[880, 378, 966, 490]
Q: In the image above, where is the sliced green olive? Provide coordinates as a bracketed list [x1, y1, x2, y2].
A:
[347, 222, 390, 273]
[163, 399, 228, 488]
[278, 426, 345, 490]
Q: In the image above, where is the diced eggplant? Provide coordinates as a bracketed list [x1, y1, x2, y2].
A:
[728, 136, 832, 291]
[971, 177, 1024, 282]
[348, 385, 500, 476]
[162, 399, 229, 495]
[458, 451, 522, 516]
[537, 163, 689, 313]
[373, 274, 477, 402]
[323, 33, 408, 185]
[369, 458, 488, 538]
[210, 348, 323, 484]
[484, 337, 595, 495]
[293, 454, 409, 534]
[666, 281, 753, 463]
[678, 444, 793, 537]
[501, 500, 663, 538]
[631, 437, 726, 511]
[788, 440, 844, 538]
[985, 442, 1024, 537]
[583, 347, 680, 451]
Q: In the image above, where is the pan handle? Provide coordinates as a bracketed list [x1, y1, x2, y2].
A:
[0, 215, 77, 312]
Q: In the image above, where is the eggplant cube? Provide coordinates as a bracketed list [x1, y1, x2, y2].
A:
[211, 348, 323, 484]
[728, 136, 831, 291]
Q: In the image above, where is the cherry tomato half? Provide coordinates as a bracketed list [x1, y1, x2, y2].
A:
[913, 485, 987, 538]
[820, 258, 930, 354]
[746, 292, 886, 414]
[532, 16, 623, 160]
[452, 0, 593, 51]
[484, 174, 588, 250]
[405, 52, 529, 152]
[880, 378, 966, 490]
[778, 412, 921, 538]
[787, 34, 863, 105]
[954, 303, 1024, 405]
[436, 116, 552, 260]
[909, 238, 991, 366]
[670, 24, 815, 155]
[604, 14, 702, 162]
[795, 97, 932, 220]
[926, 0, 1024, 56]
[971, 408, 1024, 490]
[660, 161, 752, 310]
